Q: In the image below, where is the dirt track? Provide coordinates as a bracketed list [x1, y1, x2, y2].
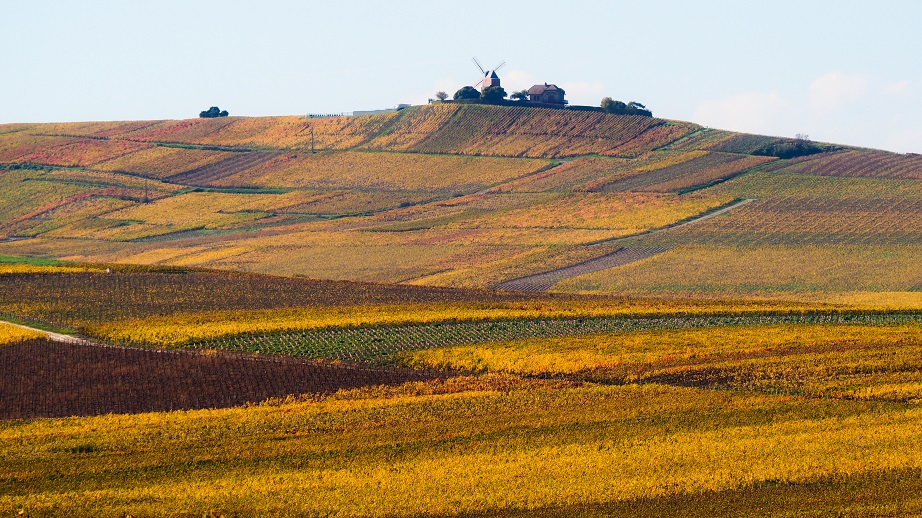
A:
[496, 198, 755, 292]
[496, 246, 670, 292]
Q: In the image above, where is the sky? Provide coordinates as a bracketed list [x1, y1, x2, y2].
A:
[2, 0, 921, 153]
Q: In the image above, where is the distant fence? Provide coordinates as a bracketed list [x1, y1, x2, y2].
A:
[306, 113, 351, 118]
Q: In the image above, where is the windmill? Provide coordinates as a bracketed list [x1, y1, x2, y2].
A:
[472, 57, 505, 92]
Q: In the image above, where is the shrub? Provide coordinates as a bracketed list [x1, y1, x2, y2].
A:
[481, 86, 507, 103]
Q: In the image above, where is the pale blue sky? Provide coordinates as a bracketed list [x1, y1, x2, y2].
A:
[2, 0, 921, 152]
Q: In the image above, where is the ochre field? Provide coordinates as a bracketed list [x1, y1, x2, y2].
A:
[2, 105, 922, 516]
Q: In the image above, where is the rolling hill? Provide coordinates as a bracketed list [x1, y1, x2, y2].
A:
[1, 103, 921, 306]
[5, 103, 922, 516]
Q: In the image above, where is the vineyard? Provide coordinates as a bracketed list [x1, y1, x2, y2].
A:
[0, 266, 836, 347]
[0, 321, 42, 344]
[663, 195, 922, 245]
[5, 314, 922, 515]
[359, 104, 695, 157]
[598, 152, 774, 193]
[203, 150, 551, 193]
[497, 246, 670, 292]
[556, 243, 922, 298]
[0, 338, 438, 419]
[93, 145, 237, 179]
[0, 268, 555, 328]
[4, 103, 922, 516]
[399, 322, 922, 392]
[761, 149, 922, 179]
[0, 104, 918, 297]
[180, 312, 922, 365]
[165, 150, 281, 186]
[0, 134, 152, 167]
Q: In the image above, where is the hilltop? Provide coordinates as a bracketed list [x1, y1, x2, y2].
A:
[1, 103, 920, 306]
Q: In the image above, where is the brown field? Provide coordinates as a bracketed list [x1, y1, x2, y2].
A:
[0, 269, 550, 328]
[0, 338, 438, 419]
[762, 149, 922, 179]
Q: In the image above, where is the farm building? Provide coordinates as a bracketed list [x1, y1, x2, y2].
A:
[527, 83, 567, 105]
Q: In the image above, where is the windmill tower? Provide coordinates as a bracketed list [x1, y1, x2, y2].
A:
[472, 57, 505, 92]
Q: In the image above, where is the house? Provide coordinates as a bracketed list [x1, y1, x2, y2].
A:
[527, 83, 567, 105]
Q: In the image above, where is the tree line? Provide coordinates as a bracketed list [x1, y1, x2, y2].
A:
[437, 87, 652, 116]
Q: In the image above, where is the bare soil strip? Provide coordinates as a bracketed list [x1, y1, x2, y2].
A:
[496, 246, 670, 292]
[0, 338, 439, 419]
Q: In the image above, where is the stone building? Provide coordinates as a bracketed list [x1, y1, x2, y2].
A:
[527, 84, 567, 105]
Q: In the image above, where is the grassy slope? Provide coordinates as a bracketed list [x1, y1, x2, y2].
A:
[1, 104, 920, 304]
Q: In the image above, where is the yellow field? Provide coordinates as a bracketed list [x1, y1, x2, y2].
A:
[800, 291, 922, 309]
[207, 151, 551, 193]
[401, 323, 922, 377]
[3, 377, 921, 516]
[452, 192, 732, 233]
[0, 321, 42, 344]
[0, 263, 98, 275]
[555, 244, 922, 296]
[85, 298, 818, 346]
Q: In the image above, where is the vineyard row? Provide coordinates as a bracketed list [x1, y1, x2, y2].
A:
[185, 312, 922, 364]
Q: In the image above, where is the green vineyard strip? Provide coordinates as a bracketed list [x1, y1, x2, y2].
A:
[186, 312, 922, 365]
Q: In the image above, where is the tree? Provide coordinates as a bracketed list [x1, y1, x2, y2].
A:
[601, 97, 626, 114]
[510, 89, 529, 101]
[200, 106, 229, 118]
[626, 101, 652, 116]
[453, 86, 481, 100]
[435, 91, 449, 101]
[601, 98, 651, 116]
[752, 135, 828, 159]
[481, 85, 507, 103]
